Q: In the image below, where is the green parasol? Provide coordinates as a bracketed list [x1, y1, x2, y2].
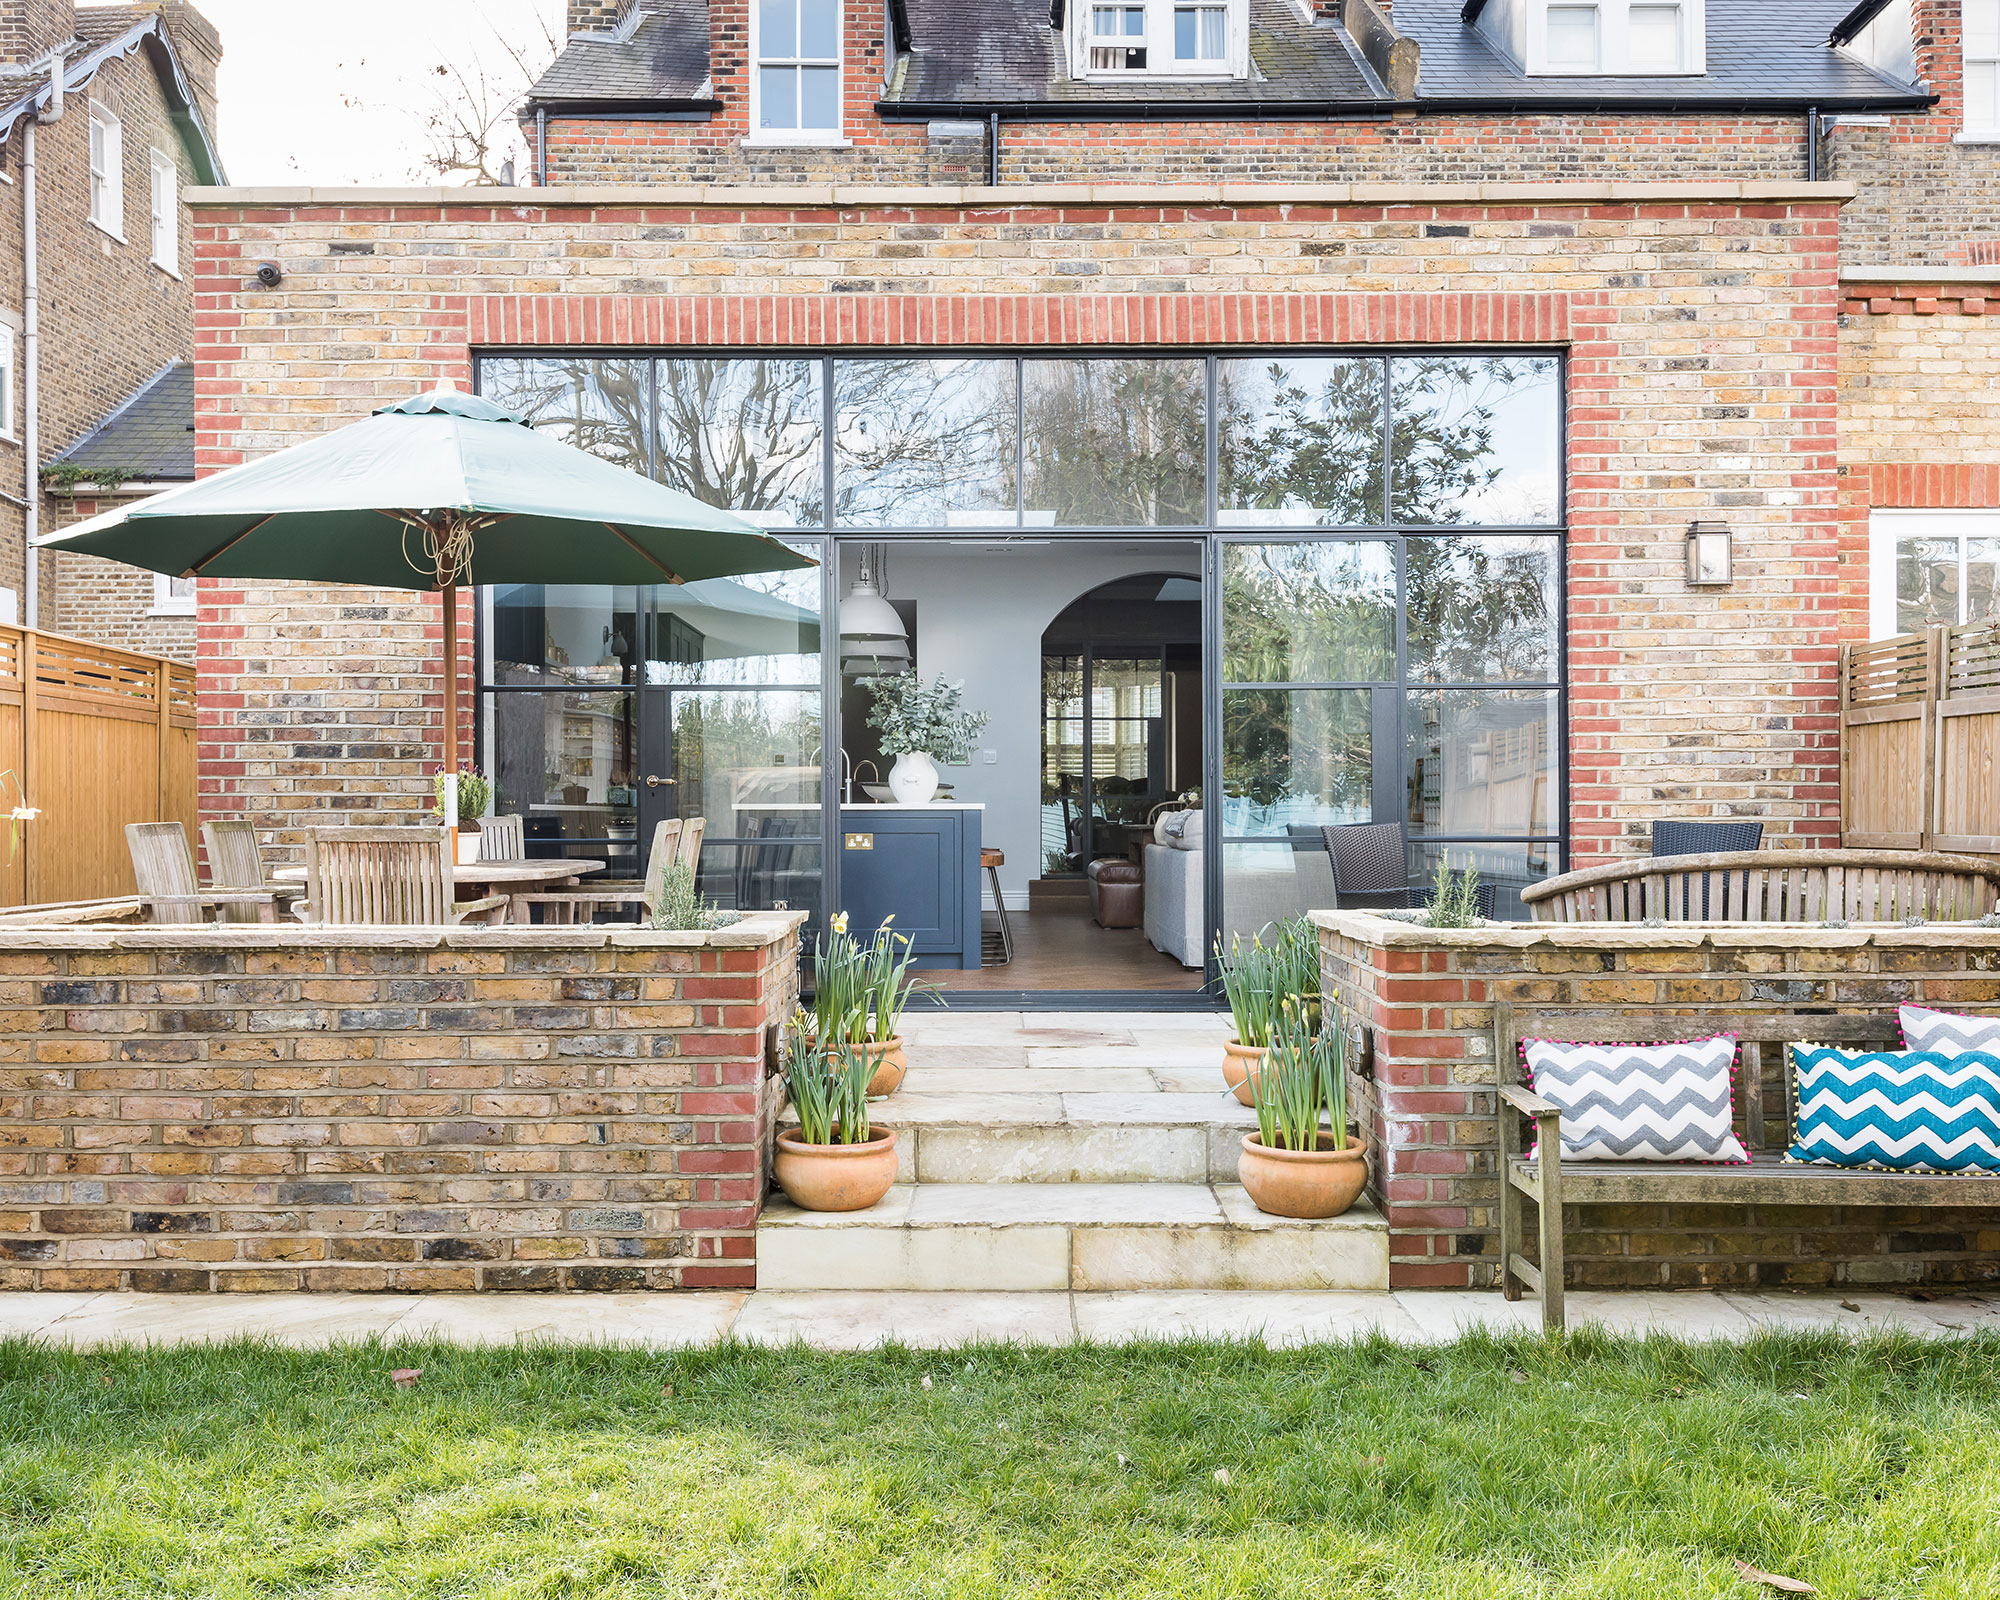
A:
[39, 384, 815, 782]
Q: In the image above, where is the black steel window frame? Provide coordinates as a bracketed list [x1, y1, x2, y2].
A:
[471, 347, 1569, 953]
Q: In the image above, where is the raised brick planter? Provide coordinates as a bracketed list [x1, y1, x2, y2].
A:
[0, 914, 803, 1292]
[1317, 911, 2000, 1292]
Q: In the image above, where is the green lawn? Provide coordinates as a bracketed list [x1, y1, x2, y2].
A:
[1, 1332, 1997, 1598]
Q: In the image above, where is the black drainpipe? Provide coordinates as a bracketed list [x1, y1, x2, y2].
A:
[1807, 105, 1821, 181]
[537, 106, 549, 185]
[988, 110, 1000, 186]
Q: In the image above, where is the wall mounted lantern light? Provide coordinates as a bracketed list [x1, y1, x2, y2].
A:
[1685, 521, 1733, 586]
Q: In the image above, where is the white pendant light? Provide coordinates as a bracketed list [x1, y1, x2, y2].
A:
[839, 545, 908, 643]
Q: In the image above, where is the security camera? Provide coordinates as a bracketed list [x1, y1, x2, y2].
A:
[255, 262, 283, 289]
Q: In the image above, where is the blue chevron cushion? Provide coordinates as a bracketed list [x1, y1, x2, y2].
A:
[1898, 1004, 2000, 1058]
[1787, 1046, 2000, 1174]
[1524, 1035, 1750, 1163]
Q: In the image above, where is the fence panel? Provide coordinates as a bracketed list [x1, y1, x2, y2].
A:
[1839, 631, 1936, 850]
[0, 625, 197, 908]
[1934, 621, 2000, 856]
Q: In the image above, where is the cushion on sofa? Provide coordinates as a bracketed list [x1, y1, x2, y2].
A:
[1161, 810, 1202, 851]
[1523, 1035, 1749, 1163]
[1786, 1045, 2000, 1174]
[1898, 1003, 2000, 1058]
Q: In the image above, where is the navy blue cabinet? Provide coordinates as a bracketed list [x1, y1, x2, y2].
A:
[838, 806, 983, 970]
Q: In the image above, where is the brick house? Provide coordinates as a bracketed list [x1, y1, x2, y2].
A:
[181, 0, 1996, 997]
[0, 0, 222, 662]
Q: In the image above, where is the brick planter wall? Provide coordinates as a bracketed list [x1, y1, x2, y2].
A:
[0, 914, 802, 1292]
[1318, 911, 2000, 1292]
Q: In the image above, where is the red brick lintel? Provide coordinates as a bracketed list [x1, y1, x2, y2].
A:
[1861, 463, 2000, 511]
[467, 292, 1573, 349]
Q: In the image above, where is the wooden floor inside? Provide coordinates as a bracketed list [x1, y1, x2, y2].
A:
[929, 907, 1207, 993]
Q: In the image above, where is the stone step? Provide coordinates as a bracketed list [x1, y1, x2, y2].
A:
[758, 1183, 1389, 1292]
[804, 1089, 1263, 1184]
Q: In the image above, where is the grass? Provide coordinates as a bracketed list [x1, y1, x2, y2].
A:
[1, 1331, 1998, 1598]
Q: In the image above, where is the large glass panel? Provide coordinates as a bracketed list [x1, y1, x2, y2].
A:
[1405, 536, 1560, 684]
[1221, 839, 1338, 945]
[1391, 355, 1560, 527]
[655, 358, 824, 528]
[1217, 358, 1385, 527]
[1042, 654, 1085, 872]
[1969, 538, 2000, 625]
[1222, 541, 1395, 684]
[1897, 536, 1961, 633]
[1221, 688, 1372, 837]
[833, 359, 1017, 527]
[699, 838, 825, 918]
[490, 584, 641, 686]
[1405, 689, 1560, 838]
[481, 357, 649, 472]
[488, 690, 639, 875]
[671, 689, 824, 845]
[647, 558, 822, 688]
[1022, 359, 1205, 527]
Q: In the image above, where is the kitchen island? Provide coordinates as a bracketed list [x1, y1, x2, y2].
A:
[838, 803, 984, 969]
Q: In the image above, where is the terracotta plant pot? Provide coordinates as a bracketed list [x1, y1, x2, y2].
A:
[1238, 1131, 1367, 1219]
[857, 1035, 908, 1097]
[1221, 1037, 1266, 1108]
[774, 1127, 899, 1212]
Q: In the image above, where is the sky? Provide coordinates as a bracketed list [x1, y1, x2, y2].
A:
[182, 0, 568, 187]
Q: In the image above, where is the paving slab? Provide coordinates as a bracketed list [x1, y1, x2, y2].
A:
[1391, 1290, 1543, 1342]
[1061, 1092, 1258, 1127]
[1074, 1290, 1422, 1346]
[733, 1290, 1076, 1349]
[0, 1292, 105, 1338]
[388, 1292, 745, 1347]
[874, 1092, 1067, 1126]
[905, 1182, 1223, 1227]
[906, 1066, 1158, 1095]
[902, 1043, 1030, 1070]
[41, 1292, 423, 1349]
[1149, 1065, 1236, 1094]
[914, 1123, 1210, 1183]
[1024, 1045, 1222, 1070]
[1718, 1290, 1998, 1339]
[1562, 1291, 1764, 1340]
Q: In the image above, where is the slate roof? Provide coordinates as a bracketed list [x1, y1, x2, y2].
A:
[52, 364, 195, 484]
[1403, 0, 1925, 105]
[523, 0, 1928, 114]
[529, 0, 713, 106]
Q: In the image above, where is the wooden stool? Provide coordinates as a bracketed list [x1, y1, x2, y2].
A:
[980, 847, 1013, 964]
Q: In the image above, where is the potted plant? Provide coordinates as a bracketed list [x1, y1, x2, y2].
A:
[433, 767, 492, 864]
[864, 673, 990, 805]
[773, 1020, 898, 1213]
[1239, 999, 1366, 1220]
[814, 912, 936, 1096]
[1214, 917, 1323, 1106]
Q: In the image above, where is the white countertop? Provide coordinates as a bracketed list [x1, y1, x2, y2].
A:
[841, 802, 986, 812]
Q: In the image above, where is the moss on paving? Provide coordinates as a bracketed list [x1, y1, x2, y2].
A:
[0, 1331, 1996, 1598]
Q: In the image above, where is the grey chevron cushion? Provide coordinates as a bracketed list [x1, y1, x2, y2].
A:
[1899, 1004, 2000, 1058]
[1523, 1035, 1750, 1163]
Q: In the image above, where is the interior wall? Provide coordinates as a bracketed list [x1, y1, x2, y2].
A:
[839, 540, 1204, 902]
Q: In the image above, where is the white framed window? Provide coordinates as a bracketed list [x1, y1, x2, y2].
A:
[1545, 5, 1601, 70]
[1077, 0, 1243, 77]
[88, 102, 123, 239]
[152, 572, 196, 617]
[750, 0, 844, 145]
[1627, 3, 1682, 71]
[1870, 511, 2000, 638]
[1966, 0, 2000, 138]
[149, 148, 178, 273]
[1173, 4, 1227, 63]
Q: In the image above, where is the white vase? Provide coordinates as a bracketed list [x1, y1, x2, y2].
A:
[887, 751, 940, 805]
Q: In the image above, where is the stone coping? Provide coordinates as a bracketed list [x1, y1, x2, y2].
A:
[185, 179, 1860, 210]
[0, 910, 809, 953]
[1309, 909, 2000, 952]
[1841, 266, 2000, 285]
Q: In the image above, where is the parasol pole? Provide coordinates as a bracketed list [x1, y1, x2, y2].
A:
[442, 578, 460, 860]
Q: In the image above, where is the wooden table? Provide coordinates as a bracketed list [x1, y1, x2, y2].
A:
[276, 858, 606, 924]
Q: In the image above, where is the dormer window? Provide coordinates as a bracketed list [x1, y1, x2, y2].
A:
[1076, 0, 1245, 78]
[1474, 0, 1705, 77]
[750, 0, 845, 145]
[1544, 4, 1599, 70]
[1091, 5, 1147, 70]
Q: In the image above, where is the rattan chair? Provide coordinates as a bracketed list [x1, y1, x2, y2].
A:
[1321, 822, 1413, 912]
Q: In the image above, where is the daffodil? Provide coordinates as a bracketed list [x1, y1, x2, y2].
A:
[9, 806, 39, 823]
[831, 912, 849, 935]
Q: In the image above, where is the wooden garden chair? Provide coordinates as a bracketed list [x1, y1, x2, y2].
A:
[478, 814, 526, 861]
[200, 820, 305, 922]
[301, 828, 507, 925]
[125, 822, 281, 925]
[511, 817, 706, 925]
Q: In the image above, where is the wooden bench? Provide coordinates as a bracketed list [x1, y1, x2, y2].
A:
[1493, 1002, 2000, 1329]
[1521, 848, 2000, 924]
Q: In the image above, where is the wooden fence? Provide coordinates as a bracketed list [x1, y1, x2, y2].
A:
[0, 625, 197, 908]
[1840, 619, 2000, 854]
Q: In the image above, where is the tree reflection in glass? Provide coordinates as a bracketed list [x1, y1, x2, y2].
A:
[1022, 359, 1205, 527]
[834, 359, 1017, 526]
[1221, 541, 1395, 685]
[1391, 355, 1560, 527]
[1217, 357, 1385, 526]
[481, 357, 650, 472]
[655, 359, 824, 527]
[1221, 688, 1373, 836]
[1405, 536, 1559, 683]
